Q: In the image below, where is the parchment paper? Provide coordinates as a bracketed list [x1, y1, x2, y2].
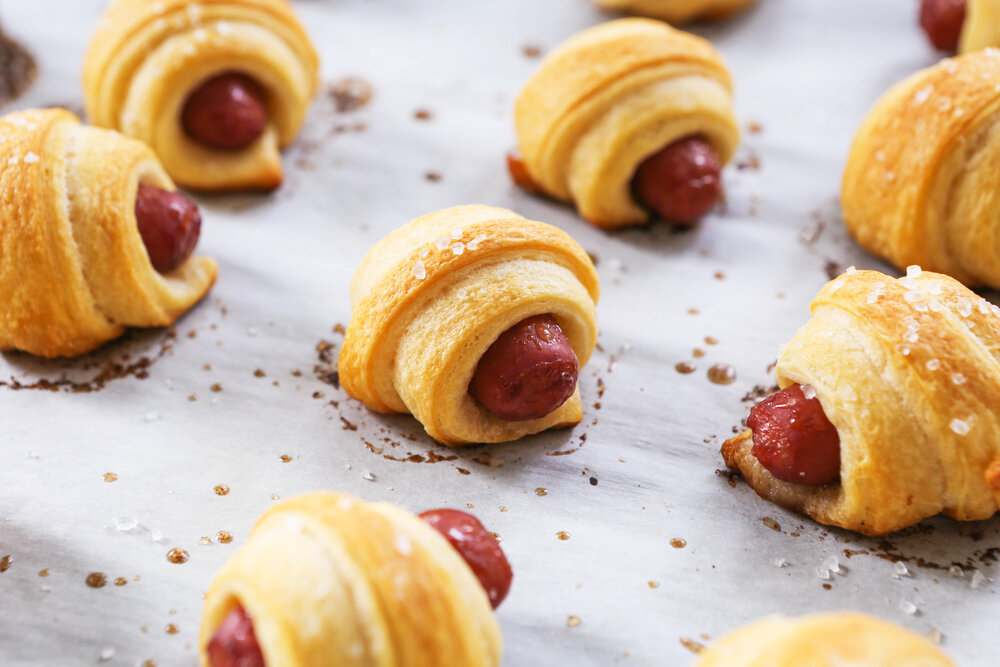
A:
[1, 0, 997, 665]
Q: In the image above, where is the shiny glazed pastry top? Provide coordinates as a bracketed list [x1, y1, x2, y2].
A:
[512, 18, 739, 229]
[199, 492, 509, 667]
[595, 0, 757, 24]
[842, 49, 1000, 289]
[338, 205, 600, 446]
[723, 268, 1000, 536]
[0, 108, 217, 358]
[694, 612, 953, 666]
[83, 0, 319, 191]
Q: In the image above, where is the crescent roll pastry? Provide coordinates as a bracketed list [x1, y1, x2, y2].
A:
[595, 0, 757, 23]
[722, 268, 1000, 536]
[694, 612, 953, 666]
[842, 50, 1000, 289]
[338, 205, 600, 446]
[512, 18, 740, 229]
[0, 109, 217, 358]
[199, 492, 503, 667]
[83, 0, 319, 191]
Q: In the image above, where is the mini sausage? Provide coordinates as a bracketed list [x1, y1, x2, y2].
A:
[419, 508, 513, 609]
[469, 315, 579, 421]
[631, 136, 723, 226]
[134, 183, 202, 273]
[920, 0, 966, 51]
[747, 384, 841, 485]
[182, 73, 268, 151]
[207, 605, 265, 667]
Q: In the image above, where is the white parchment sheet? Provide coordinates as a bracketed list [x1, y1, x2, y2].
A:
[1, 0, 998, 665]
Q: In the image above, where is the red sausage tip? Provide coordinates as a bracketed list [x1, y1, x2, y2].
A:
[470, 315, 579, 422]
[747, 384, 841, 486]
[631, 136, 723, 227]
[919, 0, 966, 52]
[134, 183, 201, 274]
[182, 72, 268, 151]
[419, 508, 513, 609]
[207, 605, 265, 667]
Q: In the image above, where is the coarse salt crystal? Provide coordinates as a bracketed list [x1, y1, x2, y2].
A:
[450, 242, 465, 256]
[914, 85, 934, 104]
[971, 571, 986, 589]
[904, 331, 919, 343]
[927, 628, 943, 644]
[418, 247, 429, 258]
[875, 151, 886, 162]
[40, 584, 52, 593]
[899, 600, 918, 615]
[952, 373, 966, 385]
[114, 516, 138, 532]
[886, 171, 896, 182]
[846, 266, 857, 274]
[412, 260, 426, 280]
[774, 558, 788, 568]
[216, 21, 232, 35]
[144, 410, 161, 422]
[450, 227, 462, 240]
[906, 265, 922, 279]
[900, 277, 919, 290]
[894, 562, 910, 577]
[363, 472, 377, 482]
[829, 278, 846, 293]
[814, 567, 831, 580]
[926, 359, 940, 371]
[150, 528, 164, 542]
[7, 156, 17, 165]
[950, 418, 970, 435]
[896, 345, 911, 356]
[434, 236, 450, 251]
[822, 555, 840, 574]
[23, 152, 39, 164]
[394, 534, 412, 556]
[949, 565, 964, 578]
[801, 384, 817, 400]
[467, 234, 487, 250]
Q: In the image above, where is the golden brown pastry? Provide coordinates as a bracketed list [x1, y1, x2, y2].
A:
[694, 612, 953, 666]
[961, 0, 1000, 52]
[595, 0, 757, 23]
[199, 492, 505, 667]
[338, 205, 600, 446]
[723, 268, 1000, 536]
[512, 18, 740, 229]
[842, 50, 1000, 289]
[0, 109, 217, 358]
[83, 0, 319, 191]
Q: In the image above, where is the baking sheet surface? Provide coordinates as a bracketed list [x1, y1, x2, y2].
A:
[1, 0, 998, 665]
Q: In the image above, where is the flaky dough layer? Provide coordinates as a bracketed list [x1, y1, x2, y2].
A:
[83, 0, 318, 191]
[199, 492, 501, 667]
[843, 50, 1000, 288]
[961, 0, 1000, 53]
[723, 269, 1000, 536]
[0, 109, 217, 358]
[595, 0, 757, 24]
[514, 18, 739, 229]
[338, 205, 600, 446]
[695, 612, 953, 666]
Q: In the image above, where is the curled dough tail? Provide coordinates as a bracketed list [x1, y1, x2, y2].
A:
[0, 109, 216, 358]
[339, 205, 600, 446]
[199, 492, 501, 667]
[83, 0, 319, 191]
[843, 50, 1000, 289]
[514, 18, 739, 228]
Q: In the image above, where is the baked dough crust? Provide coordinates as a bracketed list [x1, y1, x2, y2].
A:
[960, 0, 1000, 53]
[199, 492, 502, 667]
[83, 0, 319, 191]
[0, 109, 217, 358]
[513, 18, 739, 229]
[338, 205, 600, 446]
[595, 0, 757, 23]
[695, 612, 953, 666]
[723, 269, 1000, 536]
[842, 50, 1000, 289]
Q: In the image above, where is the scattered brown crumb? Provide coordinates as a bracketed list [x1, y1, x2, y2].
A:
[566, 615, 581, 627]
[746, 121, 764, 134]
[425, 171, 442, 182]
[328, 76, 373, 112]
[556, 531, 571, 541]
[736, 153, 761, 170]
[253, 369, 265, 378]
[413, 108, 434, 121]
[103, 473, 118, 483]
[210, 383, 222, 393]
[680, 637, 706, 655]
[762, 517, 782, 532]
[522, 44, 543, 58]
